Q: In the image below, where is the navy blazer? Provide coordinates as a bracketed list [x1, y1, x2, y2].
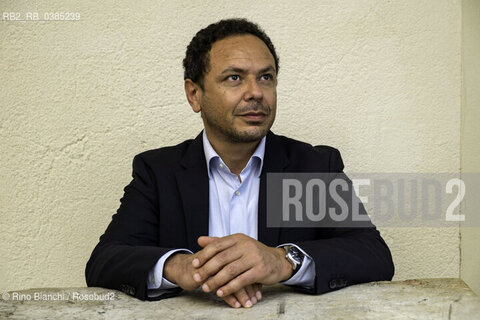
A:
[86, 131, 394, 300]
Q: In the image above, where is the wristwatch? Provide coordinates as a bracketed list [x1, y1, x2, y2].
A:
[282, 245, 304, 275]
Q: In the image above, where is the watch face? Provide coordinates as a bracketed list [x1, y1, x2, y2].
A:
[288, 247, 304, 264]
[290, 247, 303, 263]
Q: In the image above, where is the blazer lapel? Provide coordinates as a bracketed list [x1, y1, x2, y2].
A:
[258, 131, 289, 246]
[176, 132, 209, 252]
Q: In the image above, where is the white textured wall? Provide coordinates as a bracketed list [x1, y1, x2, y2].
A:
[0, 0, 461, 292]
[461, 0, 480, 295]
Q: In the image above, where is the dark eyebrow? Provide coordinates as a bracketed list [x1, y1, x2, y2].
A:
[220, 65, 276, 75]
[220, 67, 246, 75]
[259, 66, 276, 74]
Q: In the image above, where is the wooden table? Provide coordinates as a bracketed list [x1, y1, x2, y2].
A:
[1, 278, 479, 319]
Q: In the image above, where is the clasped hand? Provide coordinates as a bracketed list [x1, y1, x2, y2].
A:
[164, 233, 292, 308]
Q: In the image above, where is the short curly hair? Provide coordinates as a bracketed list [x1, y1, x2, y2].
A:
[183, 18, 279, 89]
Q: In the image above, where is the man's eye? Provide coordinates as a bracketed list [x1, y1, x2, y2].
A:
[228, 75, 240, 81]
[261, 74, 273, 81]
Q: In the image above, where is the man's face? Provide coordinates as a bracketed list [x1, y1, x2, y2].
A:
[196, 34, 277, 143]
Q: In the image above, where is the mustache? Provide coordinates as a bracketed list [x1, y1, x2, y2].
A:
[234, 102, 270, 115]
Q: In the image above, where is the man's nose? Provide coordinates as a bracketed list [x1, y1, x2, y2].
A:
[243, 77, 263, 101]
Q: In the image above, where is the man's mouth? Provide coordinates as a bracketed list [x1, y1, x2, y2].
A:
[238, 112, 267, 122]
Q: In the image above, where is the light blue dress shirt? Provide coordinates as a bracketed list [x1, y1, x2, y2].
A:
[147, 131, 315, 297]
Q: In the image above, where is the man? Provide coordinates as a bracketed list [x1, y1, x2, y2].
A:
[86, 18, 394, 308]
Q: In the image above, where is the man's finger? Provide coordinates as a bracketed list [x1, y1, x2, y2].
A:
[193, 248, 242, 283]
[221, 294, 241, 309]
[243, 284, 258, 305]
[232, 287, 253, 308]
[216, 269, 256, 298]
[197, 236, 217, 248]
[192, 236, 237, 268]
[202, 259, 252, 293]
[255, 284, 263, 300]
[251, 283, 262, 301]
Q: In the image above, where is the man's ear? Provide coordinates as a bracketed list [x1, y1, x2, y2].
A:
[184, 79, 202, 113]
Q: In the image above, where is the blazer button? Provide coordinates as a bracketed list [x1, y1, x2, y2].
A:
[329, 280, 337, 289]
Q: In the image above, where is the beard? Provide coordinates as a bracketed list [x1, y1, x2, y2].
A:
[201, 101, 275, 143]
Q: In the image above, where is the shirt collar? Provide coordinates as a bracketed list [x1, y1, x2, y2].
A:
[202, 130, 265, 179]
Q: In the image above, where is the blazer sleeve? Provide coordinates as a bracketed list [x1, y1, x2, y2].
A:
[85, 154, 181, 300]
[289, 147, 394, 294]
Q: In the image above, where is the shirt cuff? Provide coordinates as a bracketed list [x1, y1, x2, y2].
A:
[277, 243, 315, 289]
[147, 248, 193, 290]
